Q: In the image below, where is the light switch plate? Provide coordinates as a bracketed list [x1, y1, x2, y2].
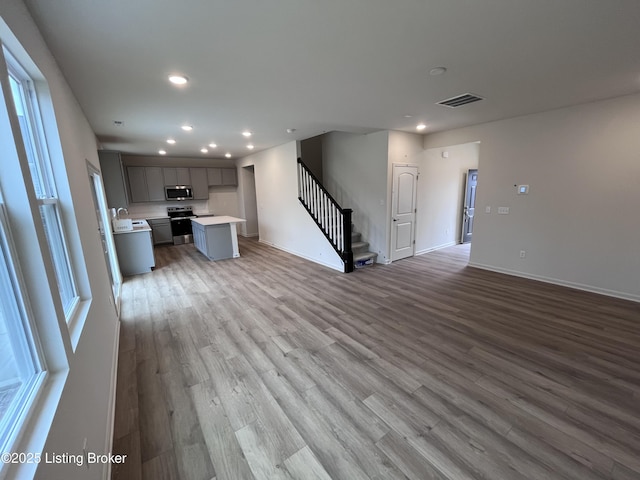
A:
[498, 207, 510, 214]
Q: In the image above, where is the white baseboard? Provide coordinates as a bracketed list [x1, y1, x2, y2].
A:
[257, 239, 343, 272]
[469, 262, 640, 303]
[415, 241, 457, 256]
[240, 232, 259, 238]
[103, 320, 121, 480]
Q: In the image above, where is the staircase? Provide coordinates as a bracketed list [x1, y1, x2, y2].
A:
[351, 228, 377, 268]
[297, 158, 377, 272]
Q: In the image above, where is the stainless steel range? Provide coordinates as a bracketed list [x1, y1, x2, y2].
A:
[167, 206, 197, 245]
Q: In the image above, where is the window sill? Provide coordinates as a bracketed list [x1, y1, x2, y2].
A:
[0, 369, 68, 480]
[67, 298, 91, 353]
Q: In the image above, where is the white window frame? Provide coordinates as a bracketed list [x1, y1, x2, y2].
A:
[4, 49, 80, 322]
[0, 197, 47, 456]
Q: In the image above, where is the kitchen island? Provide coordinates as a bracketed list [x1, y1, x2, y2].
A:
[191, 216, 246, 261]
[113, 219, 155, 275]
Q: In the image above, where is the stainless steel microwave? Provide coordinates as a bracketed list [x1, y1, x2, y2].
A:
[165, 185, 193, 201]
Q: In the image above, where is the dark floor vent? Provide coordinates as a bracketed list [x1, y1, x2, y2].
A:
[437, 93, 484, 108]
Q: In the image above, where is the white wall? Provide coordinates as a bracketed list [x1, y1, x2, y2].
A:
[322, 131, 390, 262]
[416, 142, 479, 253]
[424, 93, 640, 301]
[236, 141, 343, 270]
[1, 1, 120, 479]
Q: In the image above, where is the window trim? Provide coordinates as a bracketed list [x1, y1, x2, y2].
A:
[0, 199, 47, 460]
[4, 48, 81, 324]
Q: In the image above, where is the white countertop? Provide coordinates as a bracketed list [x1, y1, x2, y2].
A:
[191, 216, 246, 226]
[113, 219, 152, 234]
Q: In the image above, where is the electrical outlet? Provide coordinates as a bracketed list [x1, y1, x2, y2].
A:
[485, 206, 491, 214]
[520, 250, 526, 258]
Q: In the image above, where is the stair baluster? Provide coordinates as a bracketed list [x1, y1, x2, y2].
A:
[297, 158, 354, 273]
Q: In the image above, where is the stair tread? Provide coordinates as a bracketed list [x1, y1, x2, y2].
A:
[354, 251, 377, 261]
[352, 241, 368, 249]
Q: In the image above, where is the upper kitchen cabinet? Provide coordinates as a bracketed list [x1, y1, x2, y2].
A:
[127, 166, 165, 203]
[146, 167, 165, 201]
[190, 167, 209, 200]
[98, 151, 129, 208]
[127, 166, 149, 203]
[207, 167, 222, 186]
[164, 167, 191, 186]
[222, 168, 237, 186]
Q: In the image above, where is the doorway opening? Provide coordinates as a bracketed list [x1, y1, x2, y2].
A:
[461, 168, 478, 245]
[87, 162, 122, 311]
[240, 165, 259, 238]
[416, 142, 479, 265]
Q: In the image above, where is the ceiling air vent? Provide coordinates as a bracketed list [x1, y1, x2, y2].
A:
[437, 93, 484, 108]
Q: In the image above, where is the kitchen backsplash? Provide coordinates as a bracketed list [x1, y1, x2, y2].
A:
[126, 200, 211, 219]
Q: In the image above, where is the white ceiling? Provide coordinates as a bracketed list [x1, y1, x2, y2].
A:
[23, 0, 640, 158]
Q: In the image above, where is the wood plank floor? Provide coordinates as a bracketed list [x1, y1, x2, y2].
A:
[111, 237, 640, 480]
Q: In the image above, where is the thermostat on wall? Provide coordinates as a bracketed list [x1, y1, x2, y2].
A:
[517, 185, 529, 195]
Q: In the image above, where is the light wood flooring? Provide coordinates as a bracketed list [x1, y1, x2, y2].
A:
[111, 237, 640, 480]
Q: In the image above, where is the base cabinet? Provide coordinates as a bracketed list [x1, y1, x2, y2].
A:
[147, 218, 172, 245]
[113, 230, 155, 276]
[192, 222, 234, 260]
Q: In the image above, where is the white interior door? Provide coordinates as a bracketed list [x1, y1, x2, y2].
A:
[391, 164, 418, 261]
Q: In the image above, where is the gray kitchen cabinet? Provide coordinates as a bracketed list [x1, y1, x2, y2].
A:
[147, 217, 172, 245]
[163, 167, 177, 186]
[98, 151, 129, 208]
[177, 167, 190, 185]
[222, 168, 237, 186]
[146, 167, 165, 201]
[190, 168, 209, 199]
[113, 228, 155, 276]
[127, 166, 149, 203]
[163, 167, 190, 186]
[127, 166, 167, 203]
[207, 167, 222, 186]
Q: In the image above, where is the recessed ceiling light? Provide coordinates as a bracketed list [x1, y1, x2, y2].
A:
[158, 149, 167, 155]
[286, 128, 296, 134]
[168, 75, 188, 85]
[208, 143, 217, 148]
[403, 115, 413, 118]
[181, 125, 193, 131]
[166, 139, 176, 144]
[200, 148, 208, 153]
[225, 153, 232, 158]
[416, 123, 427, 131]
[242, 131, 252, 137]
[429, 67, 447, 76]
[247, 144, 254, 150]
